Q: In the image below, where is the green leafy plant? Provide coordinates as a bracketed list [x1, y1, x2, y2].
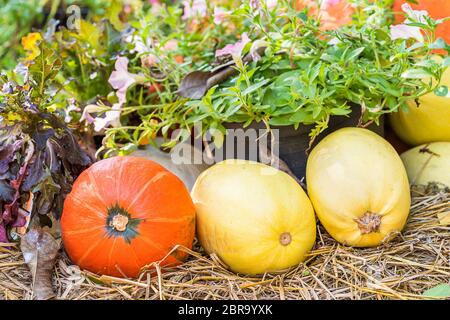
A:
[0, 0, 113, 71]
[88, 0, 449, 156]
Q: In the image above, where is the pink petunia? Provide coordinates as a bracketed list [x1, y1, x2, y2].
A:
[81, 57, 145, 131]
[80, 104, 122, 132]
[93, 104, 122, 132]
[250, 0, 278, 10]
[108, 57, 138, 105]
[213, 7, 228, 24]
[250, 39, 269, 62]
[390, 3, 429, 42]
[163, 39, 178, 51]
[390, 24, 424, 42]
[250, 0, 259, 10]
[266, 0, 278, 9]
[215, 33, 251, 60]
[182, 0, 207, 20]
[401, 3, 428, 24]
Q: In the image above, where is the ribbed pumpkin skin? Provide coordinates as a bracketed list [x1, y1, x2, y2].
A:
[61, 156, 196, 278]
[191, 160, 316, 275]
[306, 128, 411, 247]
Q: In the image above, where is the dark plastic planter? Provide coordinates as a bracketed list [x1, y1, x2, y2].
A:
[220, 107, 384, 182]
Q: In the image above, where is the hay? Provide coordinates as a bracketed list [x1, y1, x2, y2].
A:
[0, 187, 449, 300]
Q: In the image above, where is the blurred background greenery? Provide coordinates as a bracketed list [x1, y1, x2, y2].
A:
[0, 0, 113, 70]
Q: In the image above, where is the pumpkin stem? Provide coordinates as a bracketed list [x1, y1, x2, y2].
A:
[355, 212, 381, 234]
[110, 214, 129, 232]
[279, 232, 292, 246]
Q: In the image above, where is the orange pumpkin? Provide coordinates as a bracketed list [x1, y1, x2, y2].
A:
[393, 0, 450, 47]
[294, 0, 354, 30]
[61, 156, 196, 278]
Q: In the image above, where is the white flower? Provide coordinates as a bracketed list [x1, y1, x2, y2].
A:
[64, 99, 80, 123]
[390, 24, 424, 42]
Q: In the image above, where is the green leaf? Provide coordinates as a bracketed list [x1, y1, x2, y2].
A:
[346, 47, 365, 61]
[262, 86, 291, 107]
[330, 108, 352, 115]
[75, 20, 104, 54]
[401, 69, 432, 79]
[289, 109, 314, 123]
[422, 284, 450, 298]
[241, 79, 271, 96]
[268, 116, 293, 126]
[28, 43, 62, 96]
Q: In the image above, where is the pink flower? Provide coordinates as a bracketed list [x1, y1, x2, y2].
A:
[250, 0, 259, 9]
[390, 24, 424, 42]
[80, 104, 104, 125]
[141, 54, 159, 68]
[213, 7, 228, 24]
[182, 0, 207, 20]
[250, 39, 268, 62]
[81, 57, 146, 131]
[109, 57, 138, 105]
[401, 3, 428, 24]
[163, 39, 178, 51]
[390, 3, 429, 42]
[322, 0, 341, 8]
[81, 104, 122, 132]
[215, 33, 251, 60]
[250, 0, 278, 10]
[266, 0, 278, 9]
[93, 104, 122, 132]
[64, 98, 80, 123]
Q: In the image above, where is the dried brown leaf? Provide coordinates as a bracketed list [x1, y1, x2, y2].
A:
[20, 228, 60, 300]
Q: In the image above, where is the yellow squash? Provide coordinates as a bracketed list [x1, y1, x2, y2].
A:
[401, 142, 450, 188]
[306, 128, 411, 247]
[191, 160, 316, 275]
[389, 65, 450, 146]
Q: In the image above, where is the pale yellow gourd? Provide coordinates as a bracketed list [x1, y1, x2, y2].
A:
[401, 142, 450, 188]
[306, 128, 411, 247]
[389, 63, 450, 146]
[191, 160, 316, 275]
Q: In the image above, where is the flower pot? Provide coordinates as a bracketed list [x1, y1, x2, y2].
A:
[219, 108, 384, 182]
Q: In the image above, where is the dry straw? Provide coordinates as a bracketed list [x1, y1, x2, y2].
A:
[0, 186, 449, 300]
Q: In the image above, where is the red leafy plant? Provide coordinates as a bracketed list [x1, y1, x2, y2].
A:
[0, 42, 91, 243]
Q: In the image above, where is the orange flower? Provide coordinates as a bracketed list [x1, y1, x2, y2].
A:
[21, 33, 42, 62]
